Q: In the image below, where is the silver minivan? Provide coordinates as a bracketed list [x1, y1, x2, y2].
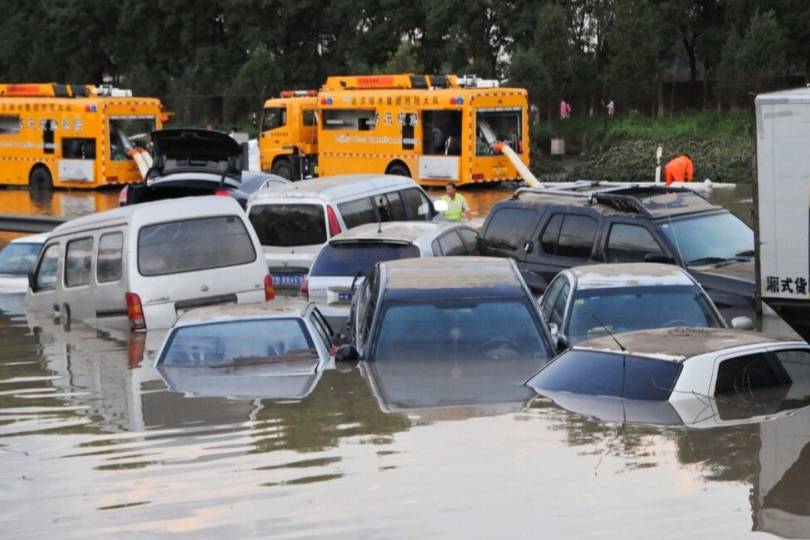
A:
[246, 174, 437, 290]
[26, 196, 273, 331]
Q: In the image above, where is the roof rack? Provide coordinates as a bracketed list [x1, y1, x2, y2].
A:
[512, 182, 704, 217]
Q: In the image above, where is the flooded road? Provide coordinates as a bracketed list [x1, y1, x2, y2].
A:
[6, 182, 808, 539]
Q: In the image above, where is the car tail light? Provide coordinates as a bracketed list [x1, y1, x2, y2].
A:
[329, 344, 337, 356]
[326, 205, 341, 237]
[299, 278, 309, 299]
[125, 292, 146, 331]
[118, 185, 129, 206]
[214, 188, 230, 197]
[264, 275, 275, 301]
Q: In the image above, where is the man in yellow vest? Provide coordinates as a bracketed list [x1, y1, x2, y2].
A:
[440, 183, 470, 221]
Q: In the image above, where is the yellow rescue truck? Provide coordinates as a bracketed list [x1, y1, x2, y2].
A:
[258, 74, 530, 186]
[0, 83, 164, 189]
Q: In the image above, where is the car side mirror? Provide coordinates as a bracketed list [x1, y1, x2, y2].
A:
[644, 253, 676, 264]
[523, 241, 533, 254]
[549, 323, 568, 351]
[335, 344, 360, 362]
[28, 272, 37, 293]
[730, 316, 754, 330]
[433, 199, 449, 213]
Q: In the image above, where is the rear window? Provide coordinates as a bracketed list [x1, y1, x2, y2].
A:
[0, 242, 41, 275]
[529, 349, 682, 400]
[138, 215, 256, 276]
[159, 318, 316, 367]
[310, 242, 420, 277]
[249, 204, 326, 247]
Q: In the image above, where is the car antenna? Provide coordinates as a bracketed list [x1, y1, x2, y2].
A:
[591, 313, 626, 352]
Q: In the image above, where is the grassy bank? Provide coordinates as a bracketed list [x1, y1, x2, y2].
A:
[533, 109, 754, 183]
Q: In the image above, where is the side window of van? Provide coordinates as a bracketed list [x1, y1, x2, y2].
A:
[34, 243, 59, 291]
[339, 198, 377, 229]
[380, 192, 407, 221]
[401, 188, 432, 221]
[65, 237, 93, 288]
[97, 232, 123, 283]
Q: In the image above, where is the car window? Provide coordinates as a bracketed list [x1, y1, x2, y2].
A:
[302, 110, 316, 126]
[262, 107, 286, 131]
[138, 216, 256, 276]
[773, 349, 810, 387]
[540, 214, 563, 254]
[550, 280, 570, 326]
[714, 352, 790, 396]
[400, 188, 432, 220]
[458, 228, 479, 253]
[606, 223, 664, 263]
[567, 286, 724, 345]
[338, 198, 378, 229]
[556, 215, 597, 259]
[483, 208, 538, 251]
[159, 318, 316, 366]
[97, 232, 123, 283]
[658, 212, 753, 265]
[35, 243, 59, 291]
[308, 309, 334, 349]
[358, 268, 379, 348]
[540, 275, 566, 320]
[65, 237, 93, 288]
[437, 231, 466, 256]
[529, 349, 682, 400]
[249, 204, 326, 247]
[383, 192, 407, 221]
[310, 243, 420, 277]
[373, 299, 550, 362]
[0, 242, 41, 275]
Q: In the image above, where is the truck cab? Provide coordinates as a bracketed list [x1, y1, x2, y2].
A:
[259, 91, 318, 180]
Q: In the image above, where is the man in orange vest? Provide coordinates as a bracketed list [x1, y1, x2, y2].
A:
[665, 154, 694, 186]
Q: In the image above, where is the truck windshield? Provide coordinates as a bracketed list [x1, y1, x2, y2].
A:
[567, 286, 723, 345]
[109, 116, 156, 161]
[658, 212, 753, 265]
[475, 108, 522, 156]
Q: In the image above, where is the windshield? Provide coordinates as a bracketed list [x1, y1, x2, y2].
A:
[567, 286, 723, 345]
[658, 212, 753, 265]
[109, 116, 156, 161]
[475, 108, 522, 156]
[310, 242, 420, 277]
[159, 318, 316, 367]
[0, 242, 41, 275]
[373, 299, 550, 362]
[249, 204, 326, 247]
[528, 349, 683, 401]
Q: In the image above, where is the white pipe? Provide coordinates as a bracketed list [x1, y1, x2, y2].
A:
[492, 142, 543, 188]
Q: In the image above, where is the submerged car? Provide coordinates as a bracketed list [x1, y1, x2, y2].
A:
[479, 183, 755, 320]
[338, 256, 554, 363]
[120, 128, 288, 208]
[527, 327, 810, 403]
[306, 221, 479, 327]
[539, 263, 750, 350]
[0, 233, 47, 293]
[155, 299, 335, 368]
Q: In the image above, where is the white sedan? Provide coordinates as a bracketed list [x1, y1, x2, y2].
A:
[0, 233, 47, 293]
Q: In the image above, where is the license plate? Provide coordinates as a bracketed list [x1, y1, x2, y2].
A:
[272, 274, 305, 288]
[338, 291, 354, 302]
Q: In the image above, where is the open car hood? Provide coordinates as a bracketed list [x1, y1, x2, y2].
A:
[151, 128, 243, 162]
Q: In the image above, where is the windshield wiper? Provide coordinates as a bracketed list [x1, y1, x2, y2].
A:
[687, 256, 732, 266]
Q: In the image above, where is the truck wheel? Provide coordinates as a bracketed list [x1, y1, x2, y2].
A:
[30, 166, 53, 191]
[271, 159, 292, 180]
[386, 163, 411, 178]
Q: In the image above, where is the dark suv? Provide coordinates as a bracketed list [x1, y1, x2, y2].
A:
[479, 184, 755, 320]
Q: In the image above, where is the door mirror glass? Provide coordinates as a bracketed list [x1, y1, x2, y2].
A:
[433, 199, 449, 213]
[730, 316, 754, 330]
[549, 322, 560, 345]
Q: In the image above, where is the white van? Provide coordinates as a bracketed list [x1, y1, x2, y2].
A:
[246, 174, 437, 289]
[26, 196, 273, 331]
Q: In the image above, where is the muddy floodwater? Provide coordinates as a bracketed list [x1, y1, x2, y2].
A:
[5, 183, 809, 539]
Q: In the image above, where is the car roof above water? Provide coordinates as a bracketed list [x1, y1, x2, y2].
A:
[380, 256, 526, 300]
[569, 263, 696, 290]
[248, 174, 419, 203]
[47, 195, 244, 238]
[173, 297, 312, 328]
[330, 221, 464, 245]
[575, 327, 800, 363]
